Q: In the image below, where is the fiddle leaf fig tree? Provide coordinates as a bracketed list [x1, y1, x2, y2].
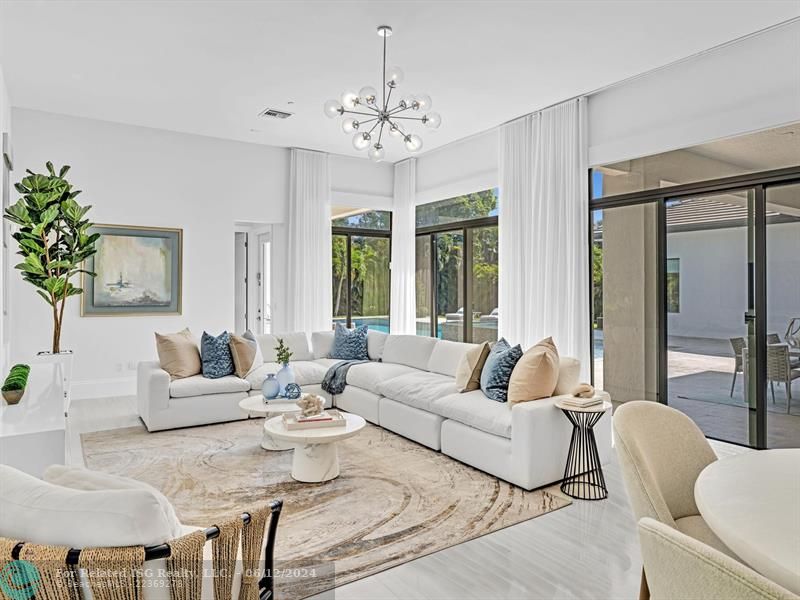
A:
[3, 162, 99, 353]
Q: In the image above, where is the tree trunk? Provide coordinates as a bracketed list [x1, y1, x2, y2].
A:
[52, 315, 61, 354]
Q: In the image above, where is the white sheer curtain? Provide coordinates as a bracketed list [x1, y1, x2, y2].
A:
[285, 148, 333, 333]
[390, 158, 417, 334]
[499, 98, 590, 377]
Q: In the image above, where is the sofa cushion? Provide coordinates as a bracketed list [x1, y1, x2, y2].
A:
[169, 374, 250, 398]
[427, 339, 477, 377]
[554, 357, 581, 396]
[0, 465, 176, 548]
[345, 362, 418, 394]
[312, 331, 334, 359]
[246, 361, 328, 389]
[155, 328, 201, 379]
[431, 391, 513, 439]
[245, 331, 314, 362]
[455, 342, 490, 392]
[382, 335, 438, 371]
[377, 371, 459, 412]
[330, 323, 369, 360]
[229, 334, 263, 378]
[201, 331, 235, 379]
[480, 338, 523, 402]
[368, 330, 389, 360]
[508, 337, 560, 404]
[43, 465, 183, 540]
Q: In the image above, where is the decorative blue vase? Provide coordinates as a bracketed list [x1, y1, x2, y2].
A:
[262, 373, 280, 400]
[276, 363, 295, 397]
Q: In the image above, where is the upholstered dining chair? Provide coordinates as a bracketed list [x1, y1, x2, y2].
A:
[614, 401, 737, 599]
[638, 517, 800, 600]
[729, 337, 746, 397]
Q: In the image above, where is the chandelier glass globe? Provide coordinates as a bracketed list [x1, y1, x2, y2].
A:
[341, 90, 360, 110]
[385, 66, 404, 87]
[415, 94, 432, 111]
[404, 134, 423, 152]
[359, 86, 378, 105]
[342, 118, 359, 133]
[368, 144, 385, 162]
[324, 99, 343, 118]
[423, 112, 441, 129]
[353, 132, 371, 151]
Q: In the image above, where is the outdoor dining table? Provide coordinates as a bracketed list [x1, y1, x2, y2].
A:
[694, 449, 800, 595]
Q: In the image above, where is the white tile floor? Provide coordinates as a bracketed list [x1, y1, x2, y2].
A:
[66, 396, 747, 600]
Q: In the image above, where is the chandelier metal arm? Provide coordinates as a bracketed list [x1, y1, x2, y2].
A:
[387, 104, 411, 116]
[390, 116, 425, 121]
[341, 109, 380, 117]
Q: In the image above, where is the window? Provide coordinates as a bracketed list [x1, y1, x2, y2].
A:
[666, 258, 680, 313]
[331, 209, 391, 331]
[415, 189, 498, 342]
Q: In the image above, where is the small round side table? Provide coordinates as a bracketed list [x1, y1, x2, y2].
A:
[239, 394, 303, 451]
[555, 398, 612, 501]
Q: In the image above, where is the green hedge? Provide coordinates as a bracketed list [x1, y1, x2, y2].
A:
[2, 364, 30, 392]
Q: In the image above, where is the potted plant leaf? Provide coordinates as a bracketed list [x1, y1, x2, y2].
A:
[2, 364, 31, 405]
[3, 163, 98, 399]
[274, 338, 294, 397]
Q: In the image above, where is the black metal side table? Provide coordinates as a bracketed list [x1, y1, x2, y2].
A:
[555, 398, 612, 501]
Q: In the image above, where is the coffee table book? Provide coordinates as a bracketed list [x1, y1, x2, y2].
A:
[282, 409, 347, 430]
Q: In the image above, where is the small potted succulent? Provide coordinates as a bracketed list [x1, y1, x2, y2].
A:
[2, 364, 31, 405]
[274, 338, 295, 397]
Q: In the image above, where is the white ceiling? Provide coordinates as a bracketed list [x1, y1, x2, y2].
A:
[2, 1, 798, 163]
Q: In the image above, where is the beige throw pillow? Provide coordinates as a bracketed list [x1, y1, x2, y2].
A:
[508, 337, 560, 404]
[229, 334, 263, 378]
[455, 342, 490, 392]
[155, 328, 201, 379]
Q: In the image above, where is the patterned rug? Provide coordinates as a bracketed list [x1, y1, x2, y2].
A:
[82, 418, 570, 599]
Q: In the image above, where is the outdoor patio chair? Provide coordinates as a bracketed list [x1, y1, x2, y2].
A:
[767, 344, 800, 413]
[729, 337, 746, 397]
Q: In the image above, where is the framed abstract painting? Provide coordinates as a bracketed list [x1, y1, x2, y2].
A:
[82, 225, 182, 316]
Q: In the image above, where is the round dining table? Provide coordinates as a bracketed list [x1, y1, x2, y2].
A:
[694, 449, 800, 595]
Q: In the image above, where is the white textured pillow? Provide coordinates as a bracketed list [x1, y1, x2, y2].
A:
[382, 335, 438, 370]
[245, 331, 278, 362]
[554, 357, 581, 396]
[427, 340, 476, 377]
[273, 332, 314, 361]
[0, 465, 175, 548]
[312, 331, 335, 359]
[43, 465, 183, 539]
[367, 330, 388, 361]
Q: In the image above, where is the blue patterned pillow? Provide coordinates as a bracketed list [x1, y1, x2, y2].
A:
[201, 331, 235, 379]
[480, 338, 523, 402]
[329, 324, 369, 360]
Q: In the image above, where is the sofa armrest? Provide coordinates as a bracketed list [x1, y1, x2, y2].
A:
[137, 361, 171, 429]
[510, 392, 612, 490]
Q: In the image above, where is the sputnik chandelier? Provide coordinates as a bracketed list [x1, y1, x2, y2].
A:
[323, 25, 441, 162]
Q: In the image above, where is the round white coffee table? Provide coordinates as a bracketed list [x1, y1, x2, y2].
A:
[238, 395, 301, 451]
[263, 412, 366, 483]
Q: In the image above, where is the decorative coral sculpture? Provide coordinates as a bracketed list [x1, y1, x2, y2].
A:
[297, 394, 324, 417]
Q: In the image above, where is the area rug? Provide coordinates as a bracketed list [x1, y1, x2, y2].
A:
[82, 419, 570, 599]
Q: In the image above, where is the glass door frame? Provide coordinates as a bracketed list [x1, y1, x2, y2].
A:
[416, 214, 498, 342]
[332, 218, 392, 329]
[589, 165, 800, 449]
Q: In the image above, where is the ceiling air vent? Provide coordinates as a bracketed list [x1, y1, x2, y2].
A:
[259, 108, 293, 120]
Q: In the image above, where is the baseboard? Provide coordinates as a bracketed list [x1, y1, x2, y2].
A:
[71, 376, 136, 400]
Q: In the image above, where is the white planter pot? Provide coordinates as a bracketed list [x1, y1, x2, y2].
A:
[35, 350, 74, 415]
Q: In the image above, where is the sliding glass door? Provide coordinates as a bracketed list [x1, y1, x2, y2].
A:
[665, 189, 759, 446]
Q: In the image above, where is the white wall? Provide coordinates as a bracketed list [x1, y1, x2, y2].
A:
[666, 223, 800, 339]
[588, 20, 800, 166]
[330, 154, 393, 210]
[8, 109, 291, 398]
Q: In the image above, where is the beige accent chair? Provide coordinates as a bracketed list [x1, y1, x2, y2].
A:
[638, 517, 800, 600]
[614, 401, 737, 598]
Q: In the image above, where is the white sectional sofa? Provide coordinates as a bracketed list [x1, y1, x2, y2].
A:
[137, 330, 611, 491]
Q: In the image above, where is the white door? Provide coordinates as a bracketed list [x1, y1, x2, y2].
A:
[257, 231, 272, 334]
[234, 232, 248, 333]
